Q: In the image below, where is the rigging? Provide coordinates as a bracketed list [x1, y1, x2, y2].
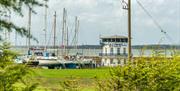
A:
[136, 0, 174, 44]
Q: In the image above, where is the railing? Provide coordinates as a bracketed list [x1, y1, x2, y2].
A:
[99, 53, 128, 56]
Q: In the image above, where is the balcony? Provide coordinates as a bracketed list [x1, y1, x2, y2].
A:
[99, 53, 128, 57]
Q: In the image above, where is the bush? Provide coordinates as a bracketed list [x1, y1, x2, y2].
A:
[0, 42, 38, 91]
[96, 57, 180, 91]
[59, 76, 80, 91]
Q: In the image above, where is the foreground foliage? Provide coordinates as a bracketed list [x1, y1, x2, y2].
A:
[0, 43, 37, 91]
[0, 0, 45, 41]
[59, 77, 80, 91]
[96, 57, 180, 91]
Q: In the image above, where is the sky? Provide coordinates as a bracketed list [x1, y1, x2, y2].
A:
[8, 0, 180, 46]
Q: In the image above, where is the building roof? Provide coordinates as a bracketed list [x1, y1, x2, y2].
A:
[100, 35, 128, 39]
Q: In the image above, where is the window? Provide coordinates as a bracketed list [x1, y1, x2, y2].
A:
[123, 48, 126, 54]
[125, 38, 128, 42]
[117, 48, 120, 55]
[110, 59, 113, 64]
[105, 48, 107, 55]
[110, 48, 113, 55]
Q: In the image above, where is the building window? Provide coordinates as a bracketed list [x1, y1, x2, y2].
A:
[110, 59, 113, 64]
[123, 48, 126, 54]
[110, 48, 113, 55]
[118, 60, 121, 64]
[105, 48, 107, 55]
[117, 48, 120, 55]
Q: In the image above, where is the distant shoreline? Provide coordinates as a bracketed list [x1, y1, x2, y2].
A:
[12, 45, 180, 50]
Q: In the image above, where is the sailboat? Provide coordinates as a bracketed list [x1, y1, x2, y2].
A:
[23, 3, 59, 67]
[36, 10, 59, 67]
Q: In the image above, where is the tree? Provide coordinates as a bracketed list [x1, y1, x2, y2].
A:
[96, 57, 180, 91]
[0, 0, 45, 40]
[0, 0, 46, 90]
[0, 42, 41, 91]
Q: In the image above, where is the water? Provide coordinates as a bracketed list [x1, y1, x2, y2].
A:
[12, 48, 179, 57]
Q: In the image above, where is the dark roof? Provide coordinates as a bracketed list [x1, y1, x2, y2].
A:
[100, 35, 128, 39]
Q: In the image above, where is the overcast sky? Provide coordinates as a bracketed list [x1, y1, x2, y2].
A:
[9, 0, 180, 46]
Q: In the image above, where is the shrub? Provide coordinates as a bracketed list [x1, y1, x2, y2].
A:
[96, 57, 180, 91]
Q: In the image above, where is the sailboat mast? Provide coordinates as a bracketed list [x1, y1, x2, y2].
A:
[62, 8, 65, 55]
[28, 7, 32, 49]
[44, 0, 48, 51]
[75, 16, 79, 50]
[67, 27, 69, 47]
[62, 8, 67, 56]
[66, 26, 69, 55]
[53, 11, 57, 54]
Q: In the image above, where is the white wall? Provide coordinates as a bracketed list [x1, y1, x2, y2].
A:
[102, 58, 126, 66]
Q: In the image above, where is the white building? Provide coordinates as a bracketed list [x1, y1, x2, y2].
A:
[100, 35, 128, 66]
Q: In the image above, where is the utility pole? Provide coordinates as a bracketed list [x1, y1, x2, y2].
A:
[53, 11, 57, 54]
[128, 0, 132, 60]
[122, 0, 132, 60]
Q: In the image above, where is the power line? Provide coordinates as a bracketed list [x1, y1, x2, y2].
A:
[136, 0, 174, 44]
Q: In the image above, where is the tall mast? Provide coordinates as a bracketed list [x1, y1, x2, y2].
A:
[53, 11, 57, 54]
[62, 8, 67, 56]
[44, 0, 48, 51]
[15, 32, 17, 46]
[66, 26, 69, 55]
[128, 0, 132, 60]
[28, 7, 32, 49]
[75, 16, 79, 51]
[62, 8, 65, 55]
[67, 27, 69, 47]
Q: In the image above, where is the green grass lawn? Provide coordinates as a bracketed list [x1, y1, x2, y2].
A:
[32, 68, 110, 91]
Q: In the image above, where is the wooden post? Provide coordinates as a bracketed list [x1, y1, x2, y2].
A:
[128, 0, 132, 60]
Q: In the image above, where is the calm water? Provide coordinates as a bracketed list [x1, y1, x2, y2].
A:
[12, 48, 179, 57]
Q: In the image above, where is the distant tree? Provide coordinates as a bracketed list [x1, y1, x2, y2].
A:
[0, 0, 46, 41]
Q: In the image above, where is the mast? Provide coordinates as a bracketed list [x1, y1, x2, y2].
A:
[28, 7, 32, 50]
[44, 0, 48, 51]
[66, 26, 69, 55]
[15, 32, 17, 46]
[67, 27, 69, 47]
[62, 8, 67, 56]
[8, 11, 11, 41]
[74, 16, 79, 51]
[53, 11, 57, 54]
